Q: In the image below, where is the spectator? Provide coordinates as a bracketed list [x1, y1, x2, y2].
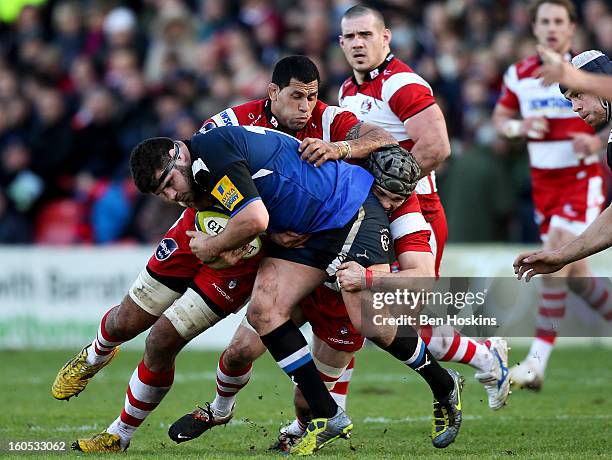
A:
[0, 1, 608, 244]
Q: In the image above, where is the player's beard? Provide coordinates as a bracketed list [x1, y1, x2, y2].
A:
[176, 164, 206, 208]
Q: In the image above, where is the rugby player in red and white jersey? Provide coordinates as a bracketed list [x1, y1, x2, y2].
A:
[493, 0, 611, 390]
[337, 5, 449, 277]
[52, 196, 264, 452]
[334, 4, 508, 404]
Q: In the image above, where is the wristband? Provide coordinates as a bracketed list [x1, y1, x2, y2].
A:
[342, 141, 352, 160]
[334, 141, 351, 160]
[365, 268, 374, 289]
[334, 142, 347, 159]
[335, 142, 344, 159]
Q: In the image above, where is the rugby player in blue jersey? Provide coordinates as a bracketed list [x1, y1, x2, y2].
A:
[130, 126, 461, 454]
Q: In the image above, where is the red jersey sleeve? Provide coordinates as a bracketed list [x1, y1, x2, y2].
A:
[497, 82, 520, 111]
[329, 109, 360, 142]
[383, 73, 436, 122]
[394, 229, 432, 255]
[497, 65, 520, 110]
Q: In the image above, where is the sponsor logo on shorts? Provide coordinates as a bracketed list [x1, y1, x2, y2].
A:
[155, 238, 179, 261]
[212, 175, 244, 212]
[327, 336, 354, 345]
[228, 279, 238, 289]
[212, 282, 233, 302]
[340, 326, 349, 335]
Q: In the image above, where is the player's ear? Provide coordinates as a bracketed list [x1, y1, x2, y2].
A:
[383, 28, 392, 46]
[268, 83, 279, 101]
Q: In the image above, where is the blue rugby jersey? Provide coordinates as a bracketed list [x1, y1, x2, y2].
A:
[190, 126, 373, 233]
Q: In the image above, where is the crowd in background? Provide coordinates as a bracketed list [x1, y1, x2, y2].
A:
[0, 0, 610, 244]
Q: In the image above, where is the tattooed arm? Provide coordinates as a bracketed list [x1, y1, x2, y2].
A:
[342, 122, 398, 159]
[299, 121, 397, 166]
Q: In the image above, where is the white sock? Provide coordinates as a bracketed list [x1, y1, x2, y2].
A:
[210, 351, 252, 416]
[210, 395, 235, 416]
[107, 417, 135, 449]
[526, 338, 553, 375]
[286, 418, 307, 436]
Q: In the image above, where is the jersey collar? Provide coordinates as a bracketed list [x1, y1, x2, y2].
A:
[354, 53, 395, 84]
[264, 99, 297, 136]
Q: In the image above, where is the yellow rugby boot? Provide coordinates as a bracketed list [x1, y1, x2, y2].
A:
[52, 345, 119, 400]
[72, 431, 126, 452]
[290, 409, 352, 456]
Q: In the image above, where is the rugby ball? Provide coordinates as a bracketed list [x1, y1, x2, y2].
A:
[194, 207, 262, 269]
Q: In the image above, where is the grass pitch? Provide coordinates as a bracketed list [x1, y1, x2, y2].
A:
[1, 346, 611, 459]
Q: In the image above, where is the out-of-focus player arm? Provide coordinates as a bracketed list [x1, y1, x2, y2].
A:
[557, 71, 612, 101]
[403, 104, 450, 177]
[514, 203, 612, 281]
[536, 45, 612, 101]
[493, 103, 551, 140]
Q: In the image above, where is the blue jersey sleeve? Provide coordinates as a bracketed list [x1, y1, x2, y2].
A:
[190, 129, 261, 215]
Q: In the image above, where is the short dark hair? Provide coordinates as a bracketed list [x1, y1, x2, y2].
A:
[528, 0, 577, 24]
[130, 137, 174, 193]
[341, 5, 386, 28]
[271, 55, 320, 90]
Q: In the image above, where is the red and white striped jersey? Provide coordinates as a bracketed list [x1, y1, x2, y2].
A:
[498, 54, 596, 169]
[390, 192, 431, 257]
[338, 54, 438, 196]
[200, 98, 358, 142]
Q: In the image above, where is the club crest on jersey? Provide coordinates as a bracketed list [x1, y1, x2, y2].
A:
[360, 99, 373, 114]
[212, 175, 244, 212]
[229, 279, 238, 289]
[340, 326, 349, 336]
[155, 238, 178, 261]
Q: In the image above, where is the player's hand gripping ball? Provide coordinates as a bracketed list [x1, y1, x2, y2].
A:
[194, 207, 262, 269]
